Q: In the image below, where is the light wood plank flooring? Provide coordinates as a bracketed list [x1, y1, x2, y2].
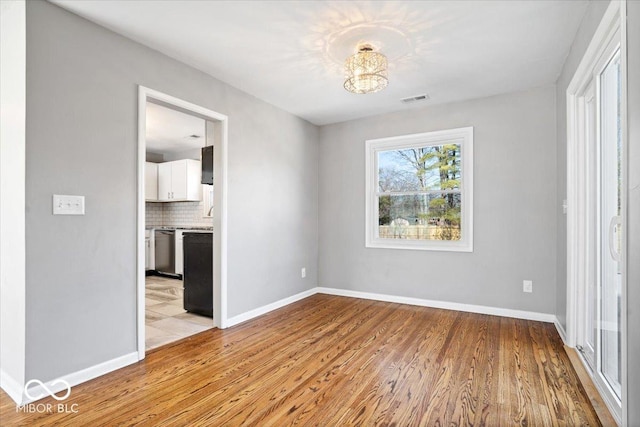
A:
[0, 294, 601, 426]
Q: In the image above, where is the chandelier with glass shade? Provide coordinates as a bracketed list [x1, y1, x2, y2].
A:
[343, 44, 388, 94]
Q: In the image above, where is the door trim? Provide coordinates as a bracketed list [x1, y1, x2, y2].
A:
[565, 1, 627, 424]
[137, 86, 229, 359]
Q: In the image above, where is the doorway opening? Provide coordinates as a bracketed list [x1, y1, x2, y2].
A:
[137, 87, 228, 358]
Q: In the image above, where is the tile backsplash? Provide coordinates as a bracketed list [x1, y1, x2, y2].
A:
[145, 201, 212, 228]
[146, 203, 164, 227]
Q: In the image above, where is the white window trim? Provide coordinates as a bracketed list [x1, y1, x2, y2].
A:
[365, 126, 473, 252]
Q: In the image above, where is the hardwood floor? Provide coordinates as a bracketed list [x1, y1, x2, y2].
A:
[0, 294, 601, 426]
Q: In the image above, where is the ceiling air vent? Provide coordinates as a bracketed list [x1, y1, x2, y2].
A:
[401, 94, 430, 104]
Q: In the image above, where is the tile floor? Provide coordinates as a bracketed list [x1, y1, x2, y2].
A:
[145, 275, 213, 350]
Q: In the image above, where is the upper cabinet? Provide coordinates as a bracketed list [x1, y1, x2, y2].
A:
[201, 145, 214, 185]
[145, 162, 159, 201]
[157, 159, 201, 202]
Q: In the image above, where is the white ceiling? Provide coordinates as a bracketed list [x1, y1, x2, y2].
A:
[52, 0, 588, 126]
[146, 102, 205, 154]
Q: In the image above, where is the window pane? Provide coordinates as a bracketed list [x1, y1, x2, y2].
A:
[378, 144, 461, 192]
[378, 193, 461, 241]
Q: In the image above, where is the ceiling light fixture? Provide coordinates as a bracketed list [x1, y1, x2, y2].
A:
[344, 44, 388, 94]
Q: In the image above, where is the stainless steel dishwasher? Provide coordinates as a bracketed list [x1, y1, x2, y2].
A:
[154, 229, 176, 275]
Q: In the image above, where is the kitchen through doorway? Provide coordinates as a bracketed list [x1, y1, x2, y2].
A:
[137, 87, 228, 357]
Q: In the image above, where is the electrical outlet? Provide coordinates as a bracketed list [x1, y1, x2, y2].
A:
[523, 280, 533, 293]
[301, 268, 306, 278]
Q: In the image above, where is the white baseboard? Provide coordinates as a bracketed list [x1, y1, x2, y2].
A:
[554, 318, 569, 344]
[226, 286, 556, 328]
[225, 288, 317, 327]
[1, 369, 24, 405]
[13, 352, 138, 405]
[315, 287, 556, 323]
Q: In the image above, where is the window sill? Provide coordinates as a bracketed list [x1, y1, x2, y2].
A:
[366, 239, 473, 252]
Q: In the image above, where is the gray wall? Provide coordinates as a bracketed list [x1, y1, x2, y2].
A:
[626, 1, 640, 422]
[554, 0, 610, 331]
[25, 1, 318, 382]
[319, 86, 557, 314]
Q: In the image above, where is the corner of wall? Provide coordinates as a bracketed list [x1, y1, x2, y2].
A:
[0, 0, 27, 404]
[0, 369, 25, 405]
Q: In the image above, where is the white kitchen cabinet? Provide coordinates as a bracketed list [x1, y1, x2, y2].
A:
[157, 159, 201, 202]
[175, 230, 184, 275]
[157, 162, 172, 201]
[145, 237, 150, 270]
[145, 162, 159, 201]
[145, 229, 155, 271]
[144, 237, 151, 271]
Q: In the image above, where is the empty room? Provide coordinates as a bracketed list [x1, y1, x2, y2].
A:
[1, 0, 638, 425]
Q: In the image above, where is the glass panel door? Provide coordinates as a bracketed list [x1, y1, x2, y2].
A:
[570, 10, 623, 420]
[598, 49, 622, 400]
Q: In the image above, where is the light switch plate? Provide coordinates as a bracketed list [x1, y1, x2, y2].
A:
[53, 194, 85, 215]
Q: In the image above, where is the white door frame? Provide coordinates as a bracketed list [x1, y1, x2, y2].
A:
[566, 1, 627, 424]
[136, 86, 229, 358]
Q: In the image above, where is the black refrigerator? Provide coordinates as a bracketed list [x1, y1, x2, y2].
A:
[183, 232, 213, 317]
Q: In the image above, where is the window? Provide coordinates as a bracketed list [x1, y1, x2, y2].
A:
[202, 184, 214, 218]
[365, 127, 473, 251]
